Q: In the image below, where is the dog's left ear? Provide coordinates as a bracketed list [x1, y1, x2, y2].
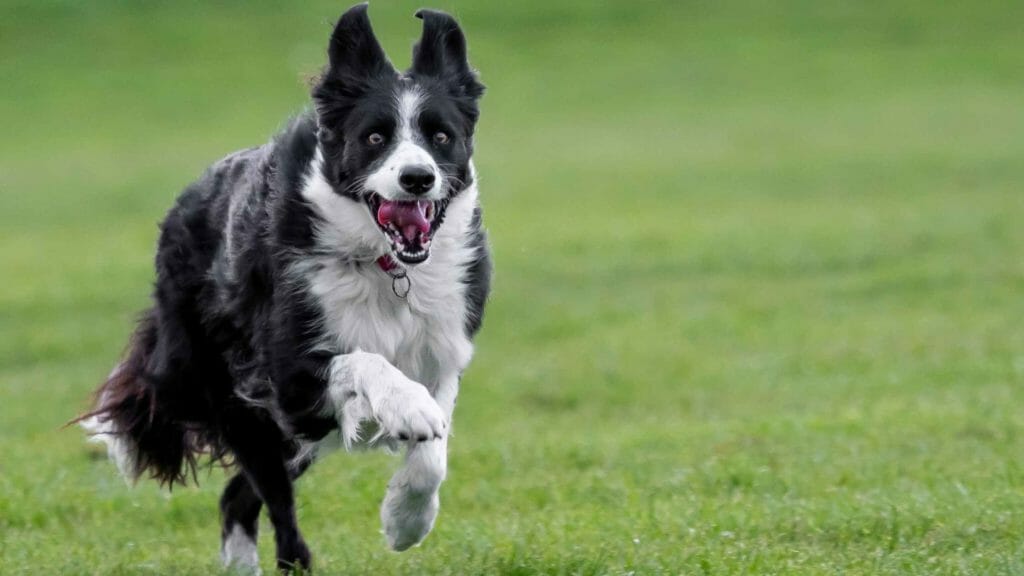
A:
[411, 10, 485, 103]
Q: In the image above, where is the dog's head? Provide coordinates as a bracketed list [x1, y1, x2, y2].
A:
[312, 4, 484, 265]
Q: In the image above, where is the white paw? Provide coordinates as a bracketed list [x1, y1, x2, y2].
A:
[381, 488, 440, 551]
[377, 384, 446, 442]
[221, 525, 261, 574]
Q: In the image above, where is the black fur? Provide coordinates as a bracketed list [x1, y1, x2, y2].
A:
[78, 5, 488, 571]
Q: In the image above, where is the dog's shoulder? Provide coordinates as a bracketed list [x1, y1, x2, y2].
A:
[271, 113, 320, 200]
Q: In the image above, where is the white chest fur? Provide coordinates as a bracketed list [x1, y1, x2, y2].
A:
[298, 156, 479, 389]
[305, 259, 473, 388]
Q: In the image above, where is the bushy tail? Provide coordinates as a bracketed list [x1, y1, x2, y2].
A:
[76, 310, 200, 487]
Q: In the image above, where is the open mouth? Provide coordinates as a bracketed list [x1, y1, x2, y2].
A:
[365, 193, 446, 264]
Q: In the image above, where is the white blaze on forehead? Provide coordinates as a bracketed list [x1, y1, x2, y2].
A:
[397, 88, 422, 141]
[364, 88, 442, 201]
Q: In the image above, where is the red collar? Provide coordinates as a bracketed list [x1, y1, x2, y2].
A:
[376, 254, 400, 274]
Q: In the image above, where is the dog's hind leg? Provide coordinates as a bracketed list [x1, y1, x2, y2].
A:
[222, 405, 311, 573]
[220, 473, 263, 574]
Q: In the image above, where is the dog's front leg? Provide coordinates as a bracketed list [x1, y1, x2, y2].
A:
[325, 351, 447, 446]
[379, 371, 459, 551]
[324, 352, 457, 550]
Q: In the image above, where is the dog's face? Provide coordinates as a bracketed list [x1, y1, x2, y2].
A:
[313, 4, 484, 265]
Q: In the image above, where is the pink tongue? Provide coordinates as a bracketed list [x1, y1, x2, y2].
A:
[377, 201, 431, 243]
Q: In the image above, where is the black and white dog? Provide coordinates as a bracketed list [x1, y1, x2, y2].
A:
[79, 4, 489, 572]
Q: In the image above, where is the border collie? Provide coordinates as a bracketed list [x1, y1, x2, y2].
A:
[78, 4, 490, 572]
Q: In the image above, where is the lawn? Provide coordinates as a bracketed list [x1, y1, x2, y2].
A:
[2, 1, 1024, 574]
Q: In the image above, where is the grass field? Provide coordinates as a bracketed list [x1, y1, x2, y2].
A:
[2, 1, 1024, 574]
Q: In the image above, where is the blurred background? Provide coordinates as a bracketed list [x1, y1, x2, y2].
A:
[1, 1, 1023, 574]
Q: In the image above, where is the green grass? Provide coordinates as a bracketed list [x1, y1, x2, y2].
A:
[2, 0, 1024, 574]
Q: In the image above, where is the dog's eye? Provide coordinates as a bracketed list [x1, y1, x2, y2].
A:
[366, 133, 385, 146]
[433, 132, 450, 145]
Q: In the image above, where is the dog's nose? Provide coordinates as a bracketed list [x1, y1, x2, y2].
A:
[398, 165, 436, 195]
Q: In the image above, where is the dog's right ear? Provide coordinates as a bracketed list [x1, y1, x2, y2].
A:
[314, 4, 395, 155]
[324, 3, 393, 82]
[314, 4, 395, 181]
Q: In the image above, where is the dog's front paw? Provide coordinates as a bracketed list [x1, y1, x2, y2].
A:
[378, 383, 446, 442]
[381, 488, 439, 551]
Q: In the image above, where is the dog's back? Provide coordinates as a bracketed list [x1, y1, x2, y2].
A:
[81, 143, 279, 484]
